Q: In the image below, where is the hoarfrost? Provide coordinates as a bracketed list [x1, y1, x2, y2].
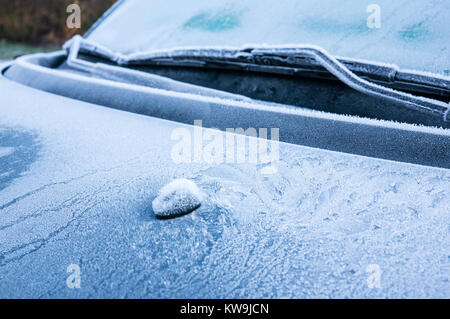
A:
[152, 179, 204, 218]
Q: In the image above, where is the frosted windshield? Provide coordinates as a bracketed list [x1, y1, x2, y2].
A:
[88, 0, 450, 75]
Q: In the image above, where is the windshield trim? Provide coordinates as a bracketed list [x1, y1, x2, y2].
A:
[84, 0, 127, 38]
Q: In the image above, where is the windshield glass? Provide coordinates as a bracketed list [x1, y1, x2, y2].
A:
[88, 0, 450, 76]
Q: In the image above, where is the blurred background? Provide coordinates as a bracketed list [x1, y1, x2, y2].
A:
[0, 0, 116, 61]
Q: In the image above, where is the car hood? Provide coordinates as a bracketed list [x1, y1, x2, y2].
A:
[0, 65, 449, 298]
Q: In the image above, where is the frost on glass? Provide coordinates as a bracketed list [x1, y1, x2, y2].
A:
[89, 0, 450, 75]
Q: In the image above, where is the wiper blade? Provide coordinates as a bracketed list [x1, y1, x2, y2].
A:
[64, 35, 450, 122]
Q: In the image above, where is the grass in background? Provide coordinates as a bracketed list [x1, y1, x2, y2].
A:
[0, 0, 115, 61]
[0, 40, 59, 61]
[0, 0, 116, 45]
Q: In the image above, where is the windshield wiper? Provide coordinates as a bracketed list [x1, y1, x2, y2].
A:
[64, 35, 450, 122]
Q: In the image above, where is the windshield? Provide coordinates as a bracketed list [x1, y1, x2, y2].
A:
[88, 0, 450, 75]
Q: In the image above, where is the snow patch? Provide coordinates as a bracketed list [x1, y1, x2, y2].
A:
[152, 179, 204, 218]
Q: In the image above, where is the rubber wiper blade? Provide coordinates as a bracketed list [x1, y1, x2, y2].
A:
[64, 35, 450, 122]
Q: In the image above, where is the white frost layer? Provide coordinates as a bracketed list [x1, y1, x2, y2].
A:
[0, 147, 14, 158]
[88, 0, 450, 75]
[152, 179, 204, 217]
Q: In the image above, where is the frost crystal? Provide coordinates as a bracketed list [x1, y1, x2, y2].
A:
[152, 179, 203, 218]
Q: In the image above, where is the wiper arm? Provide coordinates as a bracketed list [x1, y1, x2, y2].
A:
[255, 47, 450, 121]
[64, 35, 450, 122]
[64, 35, 253, 102]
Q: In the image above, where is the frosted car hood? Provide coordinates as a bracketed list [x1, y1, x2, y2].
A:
[0, 74, 449, 298]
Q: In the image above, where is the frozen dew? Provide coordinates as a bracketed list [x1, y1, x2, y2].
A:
[152, 179, 204, 219]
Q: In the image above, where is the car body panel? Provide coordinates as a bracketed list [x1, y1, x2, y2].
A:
[6, 53, 450, 168]
[0, 72, 449, 298]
